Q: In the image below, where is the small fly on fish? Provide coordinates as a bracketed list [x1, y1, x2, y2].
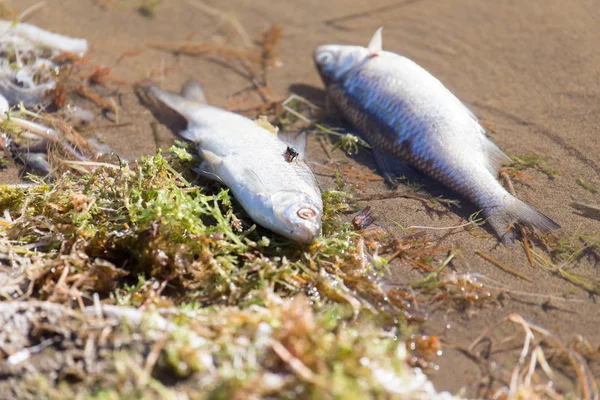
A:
[150, 79, 323, 243]
[314, 27, 559, 243]
[285, 146, 299, 163]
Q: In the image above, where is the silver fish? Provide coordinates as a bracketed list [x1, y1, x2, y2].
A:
[150, 80, 322, 243]
[314, 27, 559, 242]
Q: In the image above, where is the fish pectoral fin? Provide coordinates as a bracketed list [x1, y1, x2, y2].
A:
[192, 163, 224, 183]
[279, 131, 308, 159]
[180, 79, 207, 103]
[367, 26, 384, 55]
[484, 139, 512, 173]
[200, 149, 223, 167]
[372, 148, 420, 188]
[192, 149, 225, 182]
[241, 167, 268, 193]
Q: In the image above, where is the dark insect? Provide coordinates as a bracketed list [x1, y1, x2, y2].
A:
[353, 206, 375, 230]
[285, 145, 299, 162]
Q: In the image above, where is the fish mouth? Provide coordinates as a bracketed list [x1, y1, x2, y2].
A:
[292, 223, 320, 244]
[313, 45, 338, 84]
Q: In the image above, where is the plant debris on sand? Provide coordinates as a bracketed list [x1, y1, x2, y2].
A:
[0, 12, 126, 180]
[1, 143, 597, 398]
[0, 145, 462, 399]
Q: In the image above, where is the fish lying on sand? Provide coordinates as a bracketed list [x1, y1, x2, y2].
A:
[150, 80, 323, 243]
[314, 27, 559, 243]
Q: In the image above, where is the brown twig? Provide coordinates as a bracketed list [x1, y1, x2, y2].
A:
[520, 227, 535, 268]
[475, 251, 532, 282]
[75, 85, 117, 112]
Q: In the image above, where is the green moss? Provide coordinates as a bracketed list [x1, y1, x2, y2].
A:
[508, 153, 558, 178]
[2, 139, 592, 399]
[0, 184, 25, 212]
[534, 230, 600, 295]
[314, 124, 371, 155]
[0, 146, 410, 317]
[576, 178, 599, 194]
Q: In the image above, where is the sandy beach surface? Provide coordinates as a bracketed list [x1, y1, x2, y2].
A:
[3, 0, 600, 395]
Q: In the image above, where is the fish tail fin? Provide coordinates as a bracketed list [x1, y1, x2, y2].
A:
[150, 86, 191, 116]
[150, 80, 209, 142]
[150, 79, 207, 119]
[487, 198, 560, 244]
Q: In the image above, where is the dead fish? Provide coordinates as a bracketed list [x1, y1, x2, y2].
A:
[150, 80, 322, 243]
[314, 27, 559, 243]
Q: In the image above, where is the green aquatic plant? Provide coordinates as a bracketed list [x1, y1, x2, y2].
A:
[576, 178, 599, 194]
[2, 142, 595, 399]
[0, 143, 426, 313]
[275, 94, 371, 156]
[508, 153, 558, 179]
[315, 123, 371, 155]
[0, 298, 452, 399]
[533, 230, 600, 295]
[0, 144, 460, 398]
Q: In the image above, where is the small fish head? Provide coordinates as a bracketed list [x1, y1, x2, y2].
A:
[314, 44, 369, 85]
[271, 191, 322, 243]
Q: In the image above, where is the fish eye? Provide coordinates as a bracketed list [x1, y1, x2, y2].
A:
[297, 207, 316, 220]
[316, 51, 334, 66]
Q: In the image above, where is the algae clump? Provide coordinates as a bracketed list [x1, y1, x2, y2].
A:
[0, 144, 457, 399]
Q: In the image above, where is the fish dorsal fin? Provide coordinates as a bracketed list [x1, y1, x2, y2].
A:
[279, 131, 307, 159]
[180, 79, 207, 103]
[457, 99, 511, 173]
[367, 27, 383, 55]
[485, 139, 512, 173]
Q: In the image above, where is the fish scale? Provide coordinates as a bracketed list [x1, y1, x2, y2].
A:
[331, 78, 478, 197]
[315, 27, 559, 242]
[338, 66, 514, 215]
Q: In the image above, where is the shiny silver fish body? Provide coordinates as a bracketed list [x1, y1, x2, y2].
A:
[151, 80, 322, 243]
[314, 28, 559, 242]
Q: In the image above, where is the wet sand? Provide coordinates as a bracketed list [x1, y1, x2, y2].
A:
[5, 0, 600, 394]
